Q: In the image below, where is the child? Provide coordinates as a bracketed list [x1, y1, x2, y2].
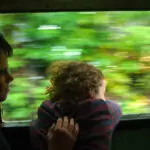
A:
[31, 61, 122, 150]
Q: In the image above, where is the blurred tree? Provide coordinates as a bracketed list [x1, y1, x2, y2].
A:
[0, 11, 149, 120]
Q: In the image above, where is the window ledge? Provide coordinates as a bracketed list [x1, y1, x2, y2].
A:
[1, 113, 150, 128]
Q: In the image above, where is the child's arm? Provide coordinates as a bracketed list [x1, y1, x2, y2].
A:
[30, 100, 55, 150]
[106, 100, 122, 127]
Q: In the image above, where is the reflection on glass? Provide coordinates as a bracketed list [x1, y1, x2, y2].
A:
[1, 11, 150, 120]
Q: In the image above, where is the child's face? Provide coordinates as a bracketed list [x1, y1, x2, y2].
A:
[0, 52, 13, 102]
[95, 79, 107, 100]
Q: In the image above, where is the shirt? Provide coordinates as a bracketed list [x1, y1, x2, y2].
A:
[0, 131, 10, 150]
[30, 99, 122, 150]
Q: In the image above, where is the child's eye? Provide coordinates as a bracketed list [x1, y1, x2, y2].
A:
[0, 69, 5, 75]
[0, 68, 10, 76]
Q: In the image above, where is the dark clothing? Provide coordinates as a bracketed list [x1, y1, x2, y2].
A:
[0, 131, 10, 150]
[31, 99, 122, 150]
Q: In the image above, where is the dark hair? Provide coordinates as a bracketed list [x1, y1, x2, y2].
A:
[46, 61, 104, 104]
[0, 34, 13, 56]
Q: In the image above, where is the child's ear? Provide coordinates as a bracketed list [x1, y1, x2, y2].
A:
[89, 91, 95, 99]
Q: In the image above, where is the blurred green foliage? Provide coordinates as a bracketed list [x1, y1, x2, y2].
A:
[0, 11, 150, 120]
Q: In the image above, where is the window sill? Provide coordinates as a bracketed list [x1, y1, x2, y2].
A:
[1, 113, 150, 129]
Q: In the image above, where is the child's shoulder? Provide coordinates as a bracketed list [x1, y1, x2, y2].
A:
[78, 99, 109, 115]
[39, 99, 56, 112]
[89, 99, 108, 109]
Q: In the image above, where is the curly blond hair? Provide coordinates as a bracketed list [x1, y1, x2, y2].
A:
[46, 61, 104, 104]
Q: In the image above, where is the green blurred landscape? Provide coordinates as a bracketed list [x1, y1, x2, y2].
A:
[0, 11, 150, 121]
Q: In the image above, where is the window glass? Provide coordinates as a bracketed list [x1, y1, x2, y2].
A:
[1, 11, 150, 121]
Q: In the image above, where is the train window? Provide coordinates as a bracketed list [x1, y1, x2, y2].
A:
[1, 11, 150, 121]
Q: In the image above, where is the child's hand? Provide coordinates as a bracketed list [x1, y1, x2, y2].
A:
[48, 117, 79, 150]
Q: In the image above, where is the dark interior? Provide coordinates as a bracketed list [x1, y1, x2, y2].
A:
[1, 116, 150, 150]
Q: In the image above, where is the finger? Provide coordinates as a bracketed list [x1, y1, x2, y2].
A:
[51, 123, 55, 130]
[62, 116, 69, 129]
[69, 118, 75, 133]
[55, 118, 63, 129]
[74, 123, 79, 136]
